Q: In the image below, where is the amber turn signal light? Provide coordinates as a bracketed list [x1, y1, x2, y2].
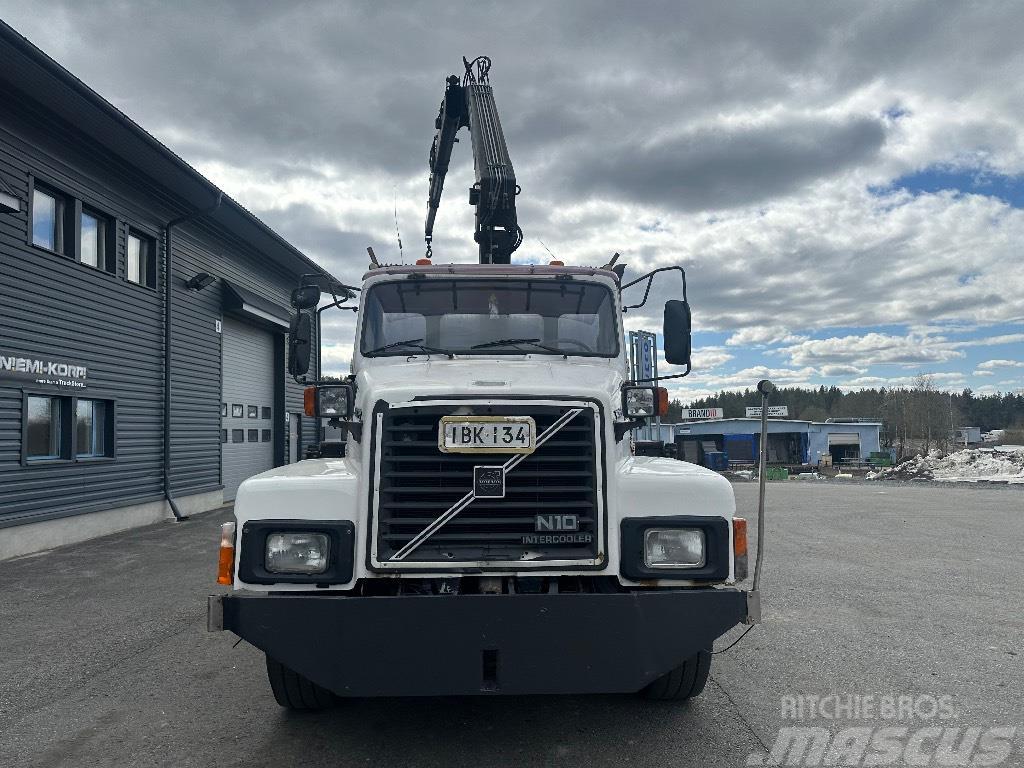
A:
[303, 386, 317, 417]
[217, 521, 236, 586]
[733, 517, 749, 581]
[655, 387, 669, 417]
[733, 517, 748, 557]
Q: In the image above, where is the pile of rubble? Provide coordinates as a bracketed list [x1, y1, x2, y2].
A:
[868, 447, 1024, 483]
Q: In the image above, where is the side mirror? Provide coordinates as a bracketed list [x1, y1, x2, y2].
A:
[663, 300, 691, 366]
[291, 285, 321, 310]
[288, 312, 312, 377]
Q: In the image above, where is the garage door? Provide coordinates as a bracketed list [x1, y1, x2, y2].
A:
[221, 316, 275, 501]
[827, 433, 860, 446]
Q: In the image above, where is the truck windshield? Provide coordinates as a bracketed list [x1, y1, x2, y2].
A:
[360, 279, 619, 357]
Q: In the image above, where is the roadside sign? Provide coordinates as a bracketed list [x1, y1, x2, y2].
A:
[680, 407, 724, 420]
[745, 406, 789, 418]
[627, 331, 659, 441]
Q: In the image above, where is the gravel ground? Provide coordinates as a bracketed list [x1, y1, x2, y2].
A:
[0, 482, 1021, 767]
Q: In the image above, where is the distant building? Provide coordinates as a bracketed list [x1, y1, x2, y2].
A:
[671, 417, 882, 468]
[954, 426, 983, 446]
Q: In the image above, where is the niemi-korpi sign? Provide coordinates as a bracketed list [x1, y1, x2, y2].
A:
[0, 352, 88, 389]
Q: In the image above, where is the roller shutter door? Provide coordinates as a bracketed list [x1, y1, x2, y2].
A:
[827, 433, 860, 446]
[221, 317, 275, 501]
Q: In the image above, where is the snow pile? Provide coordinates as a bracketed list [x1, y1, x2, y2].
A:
[868, 447, 1024, 483]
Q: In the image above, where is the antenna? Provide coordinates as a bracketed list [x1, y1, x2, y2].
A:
[393, 187, 404, 264]
[537, 239, 556, 261]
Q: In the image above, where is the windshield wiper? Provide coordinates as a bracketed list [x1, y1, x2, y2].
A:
[365, 338, 454, 359]
[470, 337, 563, 354]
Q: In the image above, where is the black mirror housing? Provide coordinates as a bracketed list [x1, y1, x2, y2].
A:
[288, 312, 313, 377]
[291, 285, 321, 310]
[663, 300, 691, 366]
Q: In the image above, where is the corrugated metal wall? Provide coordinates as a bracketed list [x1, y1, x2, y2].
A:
[0, 87, 318, 528]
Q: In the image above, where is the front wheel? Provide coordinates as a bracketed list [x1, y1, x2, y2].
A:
[265, 655, 337, 711]
[641, 649, 711, 702]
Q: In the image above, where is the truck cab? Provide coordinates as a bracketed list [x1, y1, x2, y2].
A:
[209, 261, 754, 708]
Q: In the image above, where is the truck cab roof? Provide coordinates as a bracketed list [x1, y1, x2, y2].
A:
[361, 263, 620, 282]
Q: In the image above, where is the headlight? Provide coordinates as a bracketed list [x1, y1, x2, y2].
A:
[623, 386, 655, 418]
[266, 532, 330, 574]
[317, 385, 352, 418]
[644, 528, 705, 568]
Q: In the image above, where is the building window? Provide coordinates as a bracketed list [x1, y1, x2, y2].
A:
[221, 403, 227, 417]
[231, 429, 244, 443]
[127, 230, 156, 288]
[221, 429, 228, 443]
[26, 395, 63, 460]
[23, 394, 115, 464]
[231, 404, 243, 418]
[261, 429, 271, 442]
[75, 399, 109, 457]
[80, 209, 115, 273]
[247, 429, 259, 442]
[31, 185, 68, 253]
[261, 407, 271, 420]
[247, 405, 258, 418]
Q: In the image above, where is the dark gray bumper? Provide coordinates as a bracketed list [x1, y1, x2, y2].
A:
[214, 588, 746, 697]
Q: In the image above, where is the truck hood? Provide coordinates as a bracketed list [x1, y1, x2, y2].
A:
[355, 358, 625, 408]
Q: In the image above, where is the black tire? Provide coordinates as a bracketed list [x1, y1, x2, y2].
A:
[265, 655, 337, 711]
[641, 649, 712, 702]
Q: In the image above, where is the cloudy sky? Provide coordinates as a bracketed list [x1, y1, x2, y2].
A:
[4, 1, 1022, 401]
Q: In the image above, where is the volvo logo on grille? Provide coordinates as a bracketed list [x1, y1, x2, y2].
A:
[473, 466, 505, 498]
[535, 514, 579, 532]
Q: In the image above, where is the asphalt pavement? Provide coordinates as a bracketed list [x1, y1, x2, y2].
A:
[1, 481, 1021, 767]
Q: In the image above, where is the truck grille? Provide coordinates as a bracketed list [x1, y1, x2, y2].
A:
[372, 404, 601, 566]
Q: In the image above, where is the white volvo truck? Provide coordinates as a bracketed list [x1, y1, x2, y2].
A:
[207, 260, 763, 708]
[207, 57, 762, 709]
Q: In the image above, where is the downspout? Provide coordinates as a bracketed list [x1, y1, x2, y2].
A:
[163, 192, 224, 521]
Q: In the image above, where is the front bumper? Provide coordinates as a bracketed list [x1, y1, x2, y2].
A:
[211, 588, 746, 697]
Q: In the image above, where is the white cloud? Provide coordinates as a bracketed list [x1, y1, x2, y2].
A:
[977, 358, 1024, 370]
[820, 364, 867, 377]
[319, 342, 354, 376]
[839, 370, 969, 390]
[724, 327, 807, 347]
[661, 346, 733, 372]
[779, 332, 965, 367]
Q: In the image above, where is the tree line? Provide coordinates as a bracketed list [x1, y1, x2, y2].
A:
[676, 377, 1024, 455]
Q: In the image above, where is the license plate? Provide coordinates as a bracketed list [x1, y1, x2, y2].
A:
[438, 416, 536, 454]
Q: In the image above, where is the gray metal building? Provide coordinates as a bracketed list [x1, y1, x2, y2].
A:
[0, 24, 334, 559]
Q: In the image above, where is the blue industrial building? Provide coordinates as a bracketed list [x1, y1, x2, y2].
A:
[671, 418, 882, 469]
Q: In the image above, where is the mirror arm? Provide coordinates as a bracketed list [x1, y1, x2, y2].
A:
[626, 362, 691, 384]
[620, 266, 687, 311]
[299, 272, 362, 294]
[614, 418, 647, 442]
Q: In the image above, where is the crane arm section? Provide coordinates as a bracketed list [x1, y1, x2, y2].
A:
[424, 56, 521, 264]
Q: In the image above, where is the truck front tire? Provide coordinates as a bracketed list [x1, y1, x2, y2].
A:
[266, 655, 337, 711]
[641, 649, 711, 702]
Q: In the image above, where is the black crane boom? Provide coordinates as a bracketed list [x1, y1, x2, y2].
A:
[425, 56, 521, 264]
